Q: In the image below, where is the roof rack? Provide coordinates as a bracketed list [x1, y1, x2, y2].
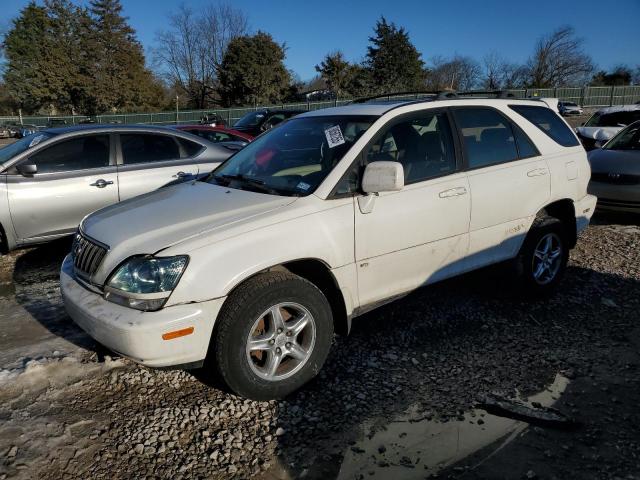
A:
[350, 90, 458, 104]
[457, 90, 518, 99]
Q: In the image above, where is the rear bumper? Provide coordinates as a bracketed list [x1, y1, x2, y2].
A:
[60, 255, 225, 368]
[574, 194, 598, 234]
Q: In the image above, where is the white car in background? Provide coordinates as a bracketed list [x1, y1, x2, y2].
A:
[558, 101, 583, 116]
[576, 104, 640, 150]
[61, 94, 596, 400]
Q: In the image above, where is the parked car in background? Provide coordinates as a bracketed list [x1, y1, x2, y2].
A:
[5, 124, 22, 138]
[199, 113, 226, 127]
[47, 118, 68, 128]
[576, 105, 640, 150]
[61, 95, 595, 400]
[174, 125, 254, 146]
[0, 125, 11, 139]
[588, 120, 640, 212]
[0, 125, 234, 252]
[232, 109, 304, 137]
[558, 101, 583, 116]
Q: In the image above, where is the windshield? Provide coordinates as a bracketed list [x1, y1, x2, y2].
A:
[564, 102, 577, 107]
[604, 122, 640, 151]
[208, 115, 377, 196]
[234, 111, 268, 128]
[0, 132, 55, 164]
[585, 110, 640, 127]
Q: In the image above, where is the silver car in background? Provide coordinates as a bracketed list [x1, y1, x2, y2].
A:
[588, 120, 640, 212]
[0, 125, 234, 252]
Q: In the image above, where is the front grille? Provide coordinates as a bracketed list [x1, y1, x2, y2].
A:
[72, 232, 108, 278]
[591, 172, 640, 185]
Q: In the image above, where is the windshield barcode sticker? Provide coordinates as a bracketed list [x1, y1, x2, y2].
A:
[325, 125, 345, 148]
[296, 181, 311, 191]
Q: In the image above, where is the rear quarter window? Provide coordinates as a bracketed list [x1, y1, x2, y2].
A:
[509, 105, 580, 147]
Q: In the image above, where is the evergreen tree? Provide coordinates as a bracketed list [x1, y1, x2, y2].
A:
[365, 17, 425, 93]
[3, 2, 52, 113]
[217, 32, 291, 107]
[87, 0, 161, 113]
[315, 51, 354, 99]
[44, 0, 92, 113]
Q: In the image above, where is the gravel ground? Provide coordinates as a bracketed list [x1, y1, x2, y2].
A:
[0, 212, 639, 480]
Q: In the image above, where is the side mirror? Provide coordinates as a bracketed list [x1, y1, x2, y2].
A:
[16, 164, 37, 176]
[362, 161, 404, 194]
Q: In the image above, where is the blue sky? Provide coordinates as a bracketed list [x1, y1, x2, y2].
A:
[2, 0, 639, 80]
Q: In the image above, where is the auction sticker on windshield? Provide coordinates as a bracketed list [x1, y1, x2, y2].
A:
[325, 125, 345, 148]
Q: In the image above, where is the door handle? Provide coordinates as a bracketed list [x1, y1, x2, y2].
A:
[90, 179, 114, 188]
[439, 187, 467, 198]
[527, 168, 548, 177]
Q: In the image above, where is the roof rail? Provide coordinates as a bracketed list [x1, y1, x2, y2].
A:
[350, 90, 458, 104]
[457, 90, 518, 99]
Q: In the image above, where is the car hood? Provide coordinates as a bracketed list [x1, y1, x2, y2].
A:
[587, 148, 640, 175]
[82, 181, 297, 256]
[576, 126, 622, 141]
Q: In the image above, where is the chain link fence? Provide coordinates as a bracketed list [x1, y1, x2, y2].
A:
[2, 85, 639, 127]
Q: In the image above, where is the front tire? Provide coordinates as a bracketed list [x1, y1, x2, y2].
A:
[516, 217, 569, 297]
[211, 271, 333, 400]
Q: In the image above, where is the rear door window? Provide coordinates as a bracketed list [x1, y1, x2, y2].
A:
[177, 137, 204, 157]
[28, 135, 110, 173]
[509, 105, 580, 147]
[120, 134, 180, 164]
[453, 108, 519, 168]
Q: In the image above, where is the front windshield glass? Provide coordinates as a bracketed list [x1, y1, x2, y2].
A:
[209, 115, 377, 196]
[0, 132, 55, 164]
[604, 122, 640, 150]
[234, 111, 267, 128]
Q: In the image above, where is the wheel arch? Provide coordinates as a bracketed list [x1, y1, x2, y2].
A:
[536, 198, 577, 248]
[220, 257, 351, 337]
[0, 221, 8, 254]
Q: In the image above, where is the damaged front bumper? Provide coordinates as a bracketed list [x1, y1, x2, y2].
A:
[60, 255, 225, 368]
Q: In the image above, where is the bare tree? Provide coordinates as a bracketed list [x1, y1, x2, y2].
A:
[526, 26, 593, 87]
[482, 52, 528, 90]
[427, 55, 481, 91]
[154, 3, 248, 108]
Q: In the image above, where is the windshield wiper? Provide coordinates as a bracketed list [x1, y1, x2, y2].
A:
[213, 174, 295, 196]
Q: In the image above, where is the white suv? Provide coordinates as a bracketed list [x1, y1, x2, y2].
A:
[61, 96, 596, 400]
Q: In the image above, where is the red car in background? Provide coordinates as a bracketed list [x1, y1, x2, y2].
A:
[174, 125, 254, 146]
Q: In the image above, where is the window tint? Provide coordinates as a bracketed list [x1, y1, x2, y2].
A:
[185, 129, 232, 143]
[28, 135, 109, 173]
[509, 105, 580, 147]
[454, 108, 518, 168]
[367, 111, 456, 184]
[177, 137, 204, 157]
[120, 134, 180, 164]
[512, 125, 539, 158]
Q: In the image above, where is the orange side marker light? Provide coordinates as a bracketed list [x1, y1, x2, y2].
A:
[162, 327, 194, 340]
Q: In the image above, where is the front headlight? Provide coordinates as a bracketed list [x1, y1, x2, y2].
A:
[104, 255, 188, 311]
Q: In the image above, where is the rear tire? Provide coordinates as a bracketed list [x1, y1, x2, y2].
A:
[516, 217, 569, 297]
[211, 271, 333, 400]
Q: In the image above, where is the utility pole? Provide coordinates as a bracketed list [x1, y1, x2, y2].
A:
[175, 94, 179, 124]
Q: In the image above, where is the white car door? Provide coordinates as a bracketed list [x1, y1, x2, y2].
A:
[6, 133, 118, 242]
[353, 110, 471, 307]
[452, 107, 550, 270]
[116, 132, 200, 201]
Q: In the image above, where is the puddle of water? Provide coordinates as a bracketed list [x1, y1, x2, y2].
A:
[336, 373, 569, 479]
